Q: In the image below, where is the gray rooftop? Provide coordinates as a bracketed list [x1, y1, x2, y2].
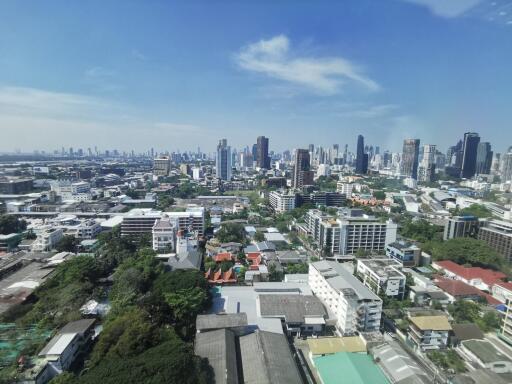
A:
[372, 341, 430, 384]
[462, 339, 512, 364]
[239, 330, 302, 384]
[451, 323, 484, 342]
[312, 260, 381, 302]
[166, 250, 202, 271]
[451, 369, 508, 384]
[258, 294, 326, 323]
[59, 319, 96, 335]
[194, 329, 239, 384]
[196, 313, 248, 332]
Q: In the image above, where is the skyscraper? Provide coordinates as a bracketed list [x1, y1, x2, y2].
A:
[418, 144, 436, 182]
[401, 139, 420, 179]
[216, 139, 232, 180]
[460, 132, 480, 179]
[256, 136, 270, 169]
[476, 142, 493, 175]
[292, 149, 313, 188]
[502, 151, 512, 183]
[355, 135, 368, 174]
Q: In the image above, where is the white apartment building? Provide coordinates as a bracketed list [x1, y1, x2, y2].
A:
[51, 181, 92, 202]
[309, 261, 382, 335]
[492, 282, 512, 304]
[305, 208, 397, 256]
[153, 156, 171, 176]
[32, 228, 64, 252]
[356, 258, 406, 298]
[269, 190, 296, 213]
[336, 182, 353, 197]
[121, 206, 205, 237]
[64, 219, 102, 239]
[152, 217, 176, 252]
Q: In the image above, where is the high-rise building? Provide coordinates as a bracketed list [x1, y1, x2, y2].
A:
[443, 216, 480, 240]
[477, 220, 512, 263]
[256, 136, 270, 169]
[460, 132, 480, 179]
[400, 139, 420, 179]
[292, 149, 313, 188]
[355, 135, 368, 174]
[216, 139, 232, 180]
[153, 156, 171, 176]
[501, 152, 512, 182]
[476, 142, 493, 175]
[418, 144, 436, 182]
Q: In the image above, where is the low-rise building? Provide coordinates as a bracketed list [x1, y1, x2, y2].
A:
[432, 260, 507, 292]
[461, 339, 512, 374]
[492, 282, 512, 304]
[309, 260, 382, 335]
[500, 297, 512, 344]
[356, 258, 406, 298]
[31, 228, 64, 252]
[408, 315, 451, 351]
[152, 217, 175, 252]
[443, 215, 480, 240]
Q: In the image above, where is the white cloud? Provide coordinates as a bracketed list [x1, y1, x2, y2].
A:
[132, 49, 148, 61]
[402, 0, 482, 17]
[84, 66, 116, 78]
[234, 35, 379, 95]
[0, 86, 202, 151]
[334, 104, 399, 118]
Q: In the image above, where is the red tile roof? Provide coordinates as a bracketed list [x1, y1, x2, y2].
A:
[205, 267, 237, 285]
[435, 260, 506, 286]
[214, 252, 234, 263]
[435, 276, 483, 297]
[246, 252, 261, 260]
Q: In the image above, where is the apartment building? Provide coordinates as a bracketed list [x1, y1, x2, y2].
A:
[269, 190, 297, 213]
[31, 228, 64, 252]
[477, 219, 512, 263]
[385, 240, 421, 267]
[121, 207, 205, 237]
[356, 258, 406, 298]
[408, 315, 451, 351]
[305, 208, 397, 256]
[153, 156, 171, 176]
[309, 261, 382, 335]
[152, 217, 176, 252]
[336, 182, 353, 197]
[500, 297, 512, 345]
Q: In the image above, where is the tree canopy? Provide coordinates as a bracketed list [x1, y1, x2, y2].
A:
[215, 222, 246, 243]
[0, 214, 27, 234]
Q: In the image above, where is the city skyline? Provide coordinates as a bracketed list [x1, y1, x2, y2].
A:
[1, 0, 512, 153]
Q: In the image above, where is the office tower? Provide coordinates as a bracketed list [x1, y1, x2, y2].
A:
[460, 132, 480, 179]
[308, 144, 315, 153]
[292, 149, 313, 188]
[256, 136, 270, 169]
[476, 142, 493, 175]
[153, 156, 171, 176]
[355, 135, 368, 174]
[443, 216, 480, 240]
[216, 139, 232, 180]
[401, 139, 420, 179]
[418, 144, 436, 182]
[251, 144, 258, 165]
[502, 152, 512, 182]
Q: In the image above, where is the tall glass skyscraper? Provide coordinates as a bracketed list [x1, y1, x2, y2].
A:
[461, 132, 480, 179]
[355, 135, 368, 174]
[401, 139, 420, 179]
[216, 138, 232, 180]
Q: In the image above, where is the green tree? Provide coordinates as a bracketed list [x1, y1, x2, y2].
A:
[253, 231, 265, 242]
[55, 235, 79, 252]
[460, 203, 492, 218]
[216, 222, 246, 243]
[373, 190, 386, 200]
[0, 214, 27, 234]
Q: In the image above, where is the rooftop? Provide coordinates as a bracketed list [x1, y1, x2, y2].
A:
[409, 315, 451, 331]
[313, 352, 390, 384]
[451, 323, 484, 342]
[196, 313, 248, 332]
[462, 339, 512, 364]
[435, 260, 507, 286]
[307, 337, 366, 355]
[258, 294, 326, 323]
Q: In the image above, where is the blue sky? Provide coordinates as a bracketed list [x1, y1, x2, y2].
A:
[0, 0, 511, 154]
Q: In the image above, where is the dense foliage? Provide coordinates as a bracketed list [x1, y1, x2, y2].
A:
[459, 203, 493, 218]
[424, 237, 505, 271]
[399, 218, 443, 243]
[0, 214, 27, 234]
[447, 300, 501, 332]
[215, 222, 246, 244]
[2, 227, 212, 384]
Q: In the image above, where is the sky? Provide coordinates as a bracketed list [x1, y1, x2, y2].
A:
[0, 0, 511, 154]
